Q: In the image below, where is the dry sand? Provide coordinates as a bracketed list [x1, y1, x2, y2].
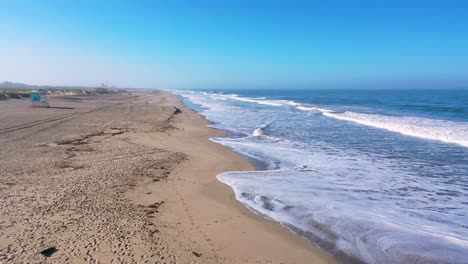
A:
[0, 91, 334, 263]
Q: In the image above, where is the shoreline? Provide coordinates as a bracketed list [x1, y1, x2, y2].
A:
[130, 90, 335, 263]
[0, 90, 334, 263]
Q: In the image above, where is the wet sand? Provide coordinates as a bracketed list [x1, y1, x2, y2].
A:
[0, 91, 334, 263]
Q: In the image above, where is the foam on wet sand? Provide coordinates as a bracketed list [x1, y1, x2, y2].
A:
[0, 91, 333, 263]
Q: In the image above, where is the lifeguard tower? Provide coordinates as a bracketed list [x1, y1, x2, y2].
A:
[30, 91, 49, 108]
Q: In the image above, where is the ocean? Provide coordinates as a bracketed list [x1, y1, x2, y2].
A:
[174, 89, 468, 264]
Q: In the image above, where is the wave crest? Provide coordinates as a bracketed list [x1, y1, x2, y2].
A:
[324, 111, 468, 147]
[253, 123, 270, 136]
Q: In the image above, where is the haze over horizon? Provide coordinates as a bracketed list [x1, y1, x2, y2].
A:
[1, 0, 468, 90]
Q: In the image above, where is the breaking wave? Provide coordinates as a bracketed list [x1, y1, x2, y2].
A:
[253, 123, 270, 136]
[322, 111, 468, 148]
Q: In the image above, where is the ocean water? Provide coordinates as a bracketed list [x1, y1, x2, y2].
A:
[174, 89, 468, 264]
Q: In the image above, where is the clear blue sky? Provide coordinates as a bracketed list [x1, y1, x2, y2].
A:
[1, 0, 467, 89]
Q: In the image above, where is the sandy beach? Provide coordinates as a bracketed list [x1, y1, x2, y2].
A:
[0, 91, 334, 263]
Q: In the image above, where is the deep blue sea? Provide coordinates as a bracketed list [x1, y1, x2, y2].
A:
[174, 89, 468, 264]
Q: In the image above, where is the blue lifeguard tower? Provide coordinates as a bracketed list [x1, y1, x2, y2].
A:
[30, 91, 49, 108]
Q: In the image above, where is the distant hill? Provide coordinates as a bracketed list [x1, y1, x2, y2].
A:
[0, 81, 36, 89]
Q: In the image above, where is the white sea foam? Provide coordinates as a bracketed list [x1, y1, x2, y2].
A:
[252, 123, 269, 136]
[297, 105, 333, 113]
[294, 102, 468, 148]
[214, 94, 300, 107]
[322, 111, 468, 148]
[174, 89, 468, 264]
[216, 139, 468, 264]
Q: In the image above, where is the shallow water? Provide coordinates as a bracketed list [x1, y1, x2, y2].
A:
[175, 89, 468, 264]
